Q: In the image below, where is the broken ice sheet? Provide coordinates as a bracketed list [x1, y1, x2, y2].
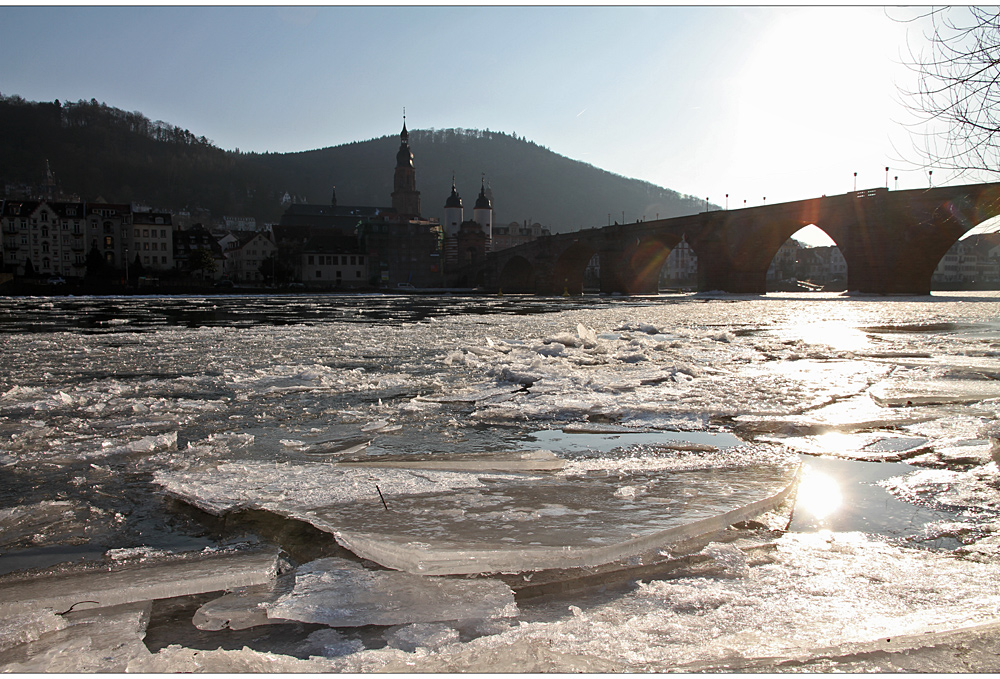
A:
[385, 622, 460, 652]
[870, 377, 1000, 407]
[0, 548, 278, 618]
[779, 431, 931, 462]
[0, 500, 112, 550]
[158, 447, 798, 576]
[263, 557, 517, 627]
[0, 601, 151, 673]
[336, 449, 565, 472]
[192, 578, 293, 631]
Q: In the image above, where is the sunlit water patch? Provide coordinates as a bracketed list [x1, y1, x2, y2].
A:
[789, 455, 966, 549]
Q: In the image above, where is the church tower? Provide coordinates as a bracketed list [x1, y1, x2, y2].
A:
[443, 175, 463, 237]
[472, 176, 493, 246]
[391, 118, 421, 218]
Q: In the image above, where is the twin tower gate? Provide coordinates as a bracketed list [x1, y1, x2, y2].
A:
[456, 182, 1000, 296]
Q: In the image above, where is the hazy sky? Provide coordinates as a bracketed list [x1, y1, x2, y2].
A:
[0, 5, 977, 242]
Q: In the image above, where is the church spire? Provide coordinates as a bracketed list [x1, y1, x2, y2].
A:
[391, 113, 420, 217]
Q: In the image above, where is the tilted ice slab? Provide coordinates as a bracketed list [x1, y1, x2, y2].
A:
[157, 447, 798, 576]
[336, 449, 566, 472]
[0, 602, 151, 673]
[870, 377, 1000, 407]
[192, 580, 291, 631]
[0, 548, 278, 617]
[264, 557, 518, 627]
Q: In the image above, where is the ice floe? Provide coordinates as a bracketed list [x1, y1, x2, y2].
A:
[264, 557, 517, 626]
[0, 548, 278, 617]
[158, 446, 798, 575]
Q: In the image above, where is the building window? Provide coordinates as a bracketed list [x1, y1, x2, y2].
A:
[307, 255, 314, 265]
[315, 270, 322, 278]
[104, 236, 114, 248]
[358, 256, 365, 265]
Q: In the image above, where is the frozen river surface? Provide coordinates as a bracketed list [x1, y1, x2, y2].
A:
[3, 291, 1000, 672]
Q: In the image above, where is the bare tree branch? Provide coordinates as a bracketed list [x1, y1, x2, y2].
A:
[898, 6, 1000, 176]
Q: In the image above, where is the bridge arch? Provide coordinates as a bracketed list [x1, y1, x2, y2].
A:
[497, 255, 536, 293]
[766, 224, 848, 291]
[930, 216, 1000, 287]
[552, 241, 599, 295]
[610, 234, 685, 294]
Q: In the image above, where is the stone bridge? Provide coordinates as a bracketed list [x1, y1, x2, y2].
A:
[451, 182, 1000, 295]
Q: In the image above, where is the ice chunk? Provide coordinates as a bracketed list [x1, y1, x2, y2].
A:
[192, 579, 293, 631]
[870, 377, 1000, 407]
[0, 548, 278, 617]
[0, 610, 66, 653]
[336, 449, 565, 472]
[264, 557, 518, 627]
[385, 622, 460, 652]
[0, 601, 151, 672]
[297, 628, 366, 658]
[127, 644, 337, 673]
[779, 432, 932, 462]
[160, 449, 797, 576]
[0, 500, 111, 550]
[156, 462, 498, 516]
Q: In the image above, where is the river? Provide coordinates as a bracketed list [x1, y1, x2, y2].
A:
[1, 291, 1000, 671]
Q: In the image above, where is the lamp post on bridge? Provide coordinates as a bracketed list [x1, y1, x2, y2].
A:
[885, 167, 889, 189]
[726, 193, 729, 210]
[854, 172, 857, 191]
[929, 170, 933, 187]
[895, 175, 898, 190]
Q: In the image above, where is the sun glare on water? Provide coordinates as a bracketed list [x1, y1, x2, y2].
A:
[796, 469, 843, 521]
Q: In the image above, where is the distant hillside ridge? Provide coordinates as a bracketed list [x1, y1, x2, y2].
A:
[0, 94, 708, 231]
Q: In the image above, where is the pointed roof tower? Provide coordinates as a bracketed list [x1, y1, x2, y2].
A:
[474, 176, 492, 211]
[391, 110, 421, 217]
[445, 175, 463, 209]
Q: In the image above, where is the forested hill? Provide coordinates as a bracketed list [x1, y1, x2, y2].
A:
[0, 94, 708, 231]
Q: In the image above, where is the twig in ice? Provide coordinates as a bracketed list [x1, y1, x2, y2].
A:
[375, 484, 389, 511]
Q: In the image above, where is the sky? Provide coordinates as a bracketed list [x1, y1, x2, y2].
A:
[0, 5, 990, 245]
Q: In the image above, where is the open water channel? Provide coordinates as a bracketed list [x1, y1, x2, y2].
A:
[1, 291, 1000, 671]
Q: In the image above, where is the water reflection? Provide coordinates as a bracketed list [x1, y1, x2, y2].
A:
[779, 316, 869, 352]
[795, 469, 842, 520]
[790, 455, 964, 549]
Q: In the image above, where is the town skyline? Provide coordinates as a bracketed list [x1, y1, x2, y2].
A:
[1, 6, 976, 230]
